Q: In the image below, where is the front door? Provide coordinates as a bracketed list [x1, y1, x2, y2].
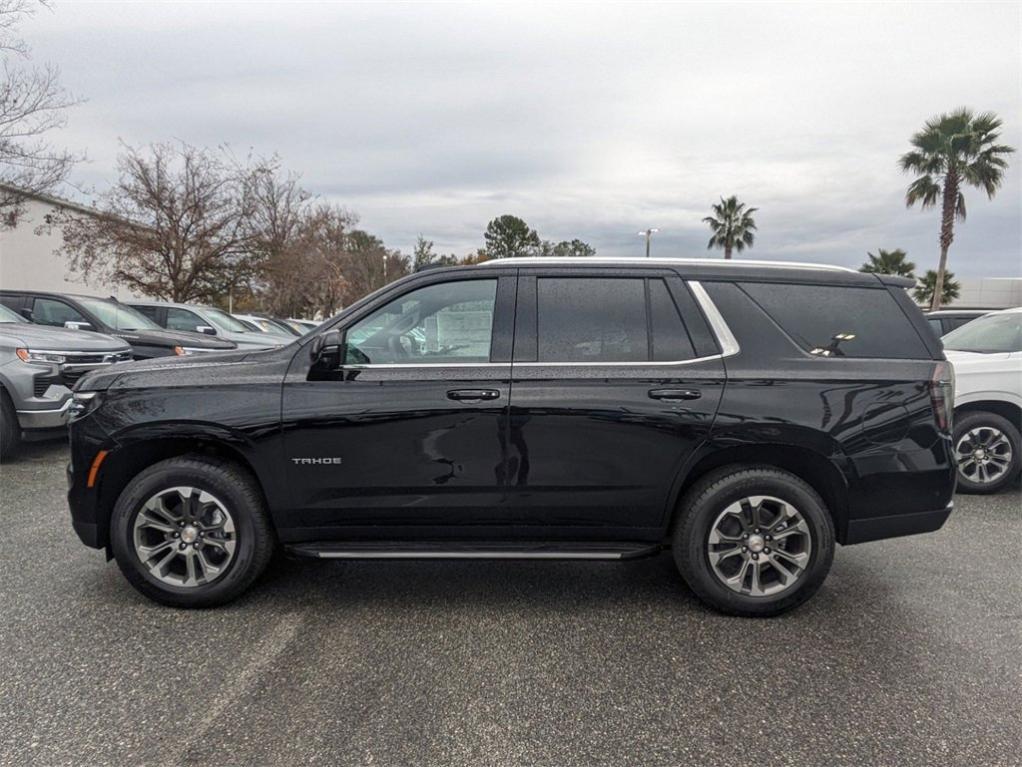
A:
[281, 271, 516, 539]
[506, 269, 726, 539]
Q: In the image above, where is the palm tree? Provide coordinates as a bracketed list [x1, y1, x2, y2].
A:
[860, 248, 916, 277]
[914, 269, 961, 307]
[703, 196, 757, 259]
[900, 108, 1014, 310]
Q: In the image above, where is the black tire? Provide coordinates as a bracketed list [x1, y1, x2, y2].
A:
[953, 410, 1021, 495]
[672, 466, 835, 617]
[110, 455, 275, 607]
[0, 387, 21, 462]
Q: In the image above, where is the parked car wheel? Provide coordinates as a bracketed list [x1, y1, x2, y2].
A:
[110, 455, 275, 607]
[0, 388, 20, 462]
[672, 466, 835, 617]
[953, 411, 1021, 495]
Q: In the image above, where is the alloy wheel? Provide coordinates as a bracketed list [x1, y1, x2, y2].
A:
[956, 426, 1013, 486]
[132, 486, 237, 587]
[707, 495, 813, 597]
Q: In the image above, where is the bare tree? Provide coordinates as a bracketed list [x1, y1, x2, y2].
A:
[58, 141, 264, 302]
[247, 160, 313, 312]
[259, 203, 355, 318]
[0, 0, 80, 224]
[339, 229, 409, 308]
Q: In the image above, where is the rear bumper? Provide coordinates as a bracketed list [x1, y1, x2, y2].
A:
[843, 502, 953, 545]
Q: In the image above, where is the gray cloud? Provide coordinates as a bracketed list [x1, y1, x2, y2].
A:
[25, 1, 1022, 275]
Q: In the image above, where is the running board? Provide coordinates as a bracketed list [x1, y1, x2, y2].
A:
[285, 541, 661, 561]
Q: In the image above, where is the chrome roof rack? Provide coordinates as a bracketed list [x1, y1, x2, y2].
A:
[478, 256, 857, 272]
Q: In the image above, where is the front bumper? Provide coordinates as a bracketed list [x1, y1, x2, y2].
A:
[17, 396, 73, 430]
[844, 501, 954, 545]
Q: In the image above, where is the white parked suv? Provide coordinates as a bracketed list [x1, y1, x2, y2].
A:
[942, 307, 1022, 494]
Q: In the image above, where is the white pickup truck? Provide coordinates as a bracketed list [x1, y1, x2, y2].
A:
[942, 307, 1022, 494]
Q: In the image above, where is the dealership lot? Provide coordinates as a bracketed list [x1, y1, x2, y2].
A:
[1, 441, 1019, 767]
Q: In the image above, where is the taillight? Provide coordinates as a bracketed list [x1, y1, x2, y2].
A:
[929, 360, 955, 432]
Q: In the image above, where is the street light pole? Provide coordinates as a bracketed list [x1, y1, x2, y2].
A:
[637, 228, 659, 258]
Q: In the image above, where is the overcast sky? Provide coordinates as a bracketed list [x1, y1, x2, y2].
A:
[24, 2, 1022, 275]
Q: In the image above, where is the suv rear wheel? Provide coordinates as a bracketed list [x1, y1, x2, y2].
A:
[672, 466, 835, 617]
[953, 410, 1021, 494]
[110, 455, 275, 607]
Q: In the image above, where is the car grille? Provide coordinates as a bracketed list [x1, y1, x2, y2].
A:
[31, 350, 132, 398]
[62, 351, 133, 365]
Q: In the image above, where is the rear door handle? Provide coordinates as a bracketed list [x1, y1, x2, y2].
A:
[447, 389, 501, 402]
[648, 388, 701, 401]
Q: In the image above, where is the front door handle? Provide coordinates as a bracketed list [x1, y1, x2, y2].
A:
[648, 388, 701, 401]
[447, 389, 501, 402]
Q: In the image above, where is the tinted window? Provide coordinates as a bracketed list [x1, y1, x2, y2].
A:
[166, 307, 205, 332]
[943, 312, 1022, 353]
[77, 296, 159, 331]
[204, 307, 251, 333]
[134, 305, 160, 322]
[32, 298, 88, 327]
[926, 318, 944, 336]
[650, 279, 696, 361]
[947, 317, 977, 331]
[740, 282, 929, 359]
[345, 279, 497, 365]
[537, 278, 647, 362]
[0, 304, 26, 323]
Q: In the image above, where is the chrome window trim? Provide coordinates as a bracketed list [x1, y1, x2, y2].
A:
[340, 280, 740, 369]
[511, 353, 725, 368]
[341, 361, 503, 369]
[686, 281, 740, 357]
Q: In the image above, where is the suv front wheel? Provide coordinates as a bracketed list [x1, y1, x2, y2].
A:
[672, 466, 835, 617]
[110, 455, 275, 607]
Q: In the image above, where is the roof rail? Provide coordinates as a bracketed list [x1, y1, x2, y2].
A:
[478, 256, 857, 273]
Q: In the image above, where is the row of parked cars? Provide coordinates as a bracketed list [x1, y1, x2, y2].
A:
[1, 285, 1020, 497]
[0, 289, 317, 458]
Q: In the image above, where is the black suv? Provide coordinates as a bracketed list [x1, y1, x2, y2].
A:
[0, 291, 236, 359]
[67, 258, 956, 616]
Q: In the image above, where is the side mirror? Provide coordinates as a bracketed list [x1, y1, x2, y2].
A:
[64, 320, 96, 332]
[196, 325, 217, 335]
[20, 308, 33, 321]
[311, 329, 343, 360]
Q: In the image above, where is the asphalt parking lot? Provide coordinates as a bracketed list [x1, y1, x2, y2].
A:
[1, 441, 1020, 767]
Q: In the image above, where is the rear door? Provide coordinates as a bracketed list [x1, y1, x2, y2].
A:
[507, 268, 726, 539]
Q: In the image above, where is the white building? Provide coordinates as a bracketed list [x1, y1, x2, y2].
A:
[951, 277, 1022, 309]
[0, 184, 138, 299]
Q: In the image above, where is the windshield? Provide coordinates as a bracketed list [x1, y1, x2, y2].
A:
[942, 312, 1022, 354]
[77, 297, 161, 331]
[0, 304, 26, 323]
[203, 307, 252, 333]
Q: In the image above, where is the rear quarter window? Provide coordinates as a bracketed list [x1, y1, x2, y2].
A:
[739, 282, 930, 359]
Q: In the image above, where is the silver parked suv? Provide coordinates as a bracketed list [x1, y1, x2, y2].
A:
[0, 303, 131, 459]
